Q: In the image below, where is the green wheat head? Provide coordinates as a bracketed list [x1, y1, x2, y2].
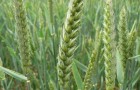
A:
[103, 0, 116, 90]
[14, 0, 31, 72]
[14, 0, 39, 89]
[118, 7, 127, 72]
[83, 30, 102, 90]
[57, 0, 83, 89]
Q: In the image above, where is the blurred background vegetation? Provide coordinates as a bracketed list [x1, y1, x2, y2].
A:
[0, 0, 140, 90]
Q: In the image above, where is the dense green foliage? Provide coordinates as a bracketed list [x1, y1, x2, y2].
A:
[0, 0, 140, 90]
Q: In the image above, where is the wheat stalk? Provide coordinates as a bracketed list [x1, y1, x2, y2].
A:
[48, 0, 53, 25]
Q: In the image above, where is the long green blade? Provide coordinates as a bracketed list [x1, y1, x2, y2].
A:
[72, 62, 83, 90]
[0, 66, 28, 82]
[0, 58, 5, 80]
[74, 59, 87, 72]
[116, 49, 124, 84]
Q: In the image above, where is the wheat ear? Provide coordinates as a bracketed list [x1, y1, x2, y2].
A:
[14, 0, 39, 89]
[83, 30, 102, 90]
[14, 0, 31, 71]
[118, 7, 127, 72]
[103, 0, 116, 90]
[57, 0, 83, 89]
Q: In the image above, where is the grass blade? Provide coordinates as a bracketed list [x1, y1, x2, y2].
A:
[72, 61, 83, 90]
[0, 66, 28, 82]
[74, 59, 87, 72]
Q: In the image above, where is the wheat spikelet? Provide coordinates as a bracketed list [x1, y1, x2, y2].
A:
[103, 0, 116, 89]
[49, 80, 55, 90]
[57, 0, 83, 89]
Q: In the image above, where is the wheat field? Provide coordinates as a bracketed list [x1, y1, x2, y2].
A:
[0, 0, 140, 90]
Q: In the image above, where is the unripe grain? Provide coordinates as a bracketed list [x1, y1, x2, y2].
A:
[118, 7, 127, 72]
[103, 0, 116, 89]
[14, 0, 31, 70]
[57, 0, 83, 89]
[83, 30, 102, 90]
[14, 0, 39, 89]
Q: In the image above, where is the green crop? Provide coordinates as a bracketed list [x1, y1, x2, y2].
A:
[0, 0, 140, 90]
